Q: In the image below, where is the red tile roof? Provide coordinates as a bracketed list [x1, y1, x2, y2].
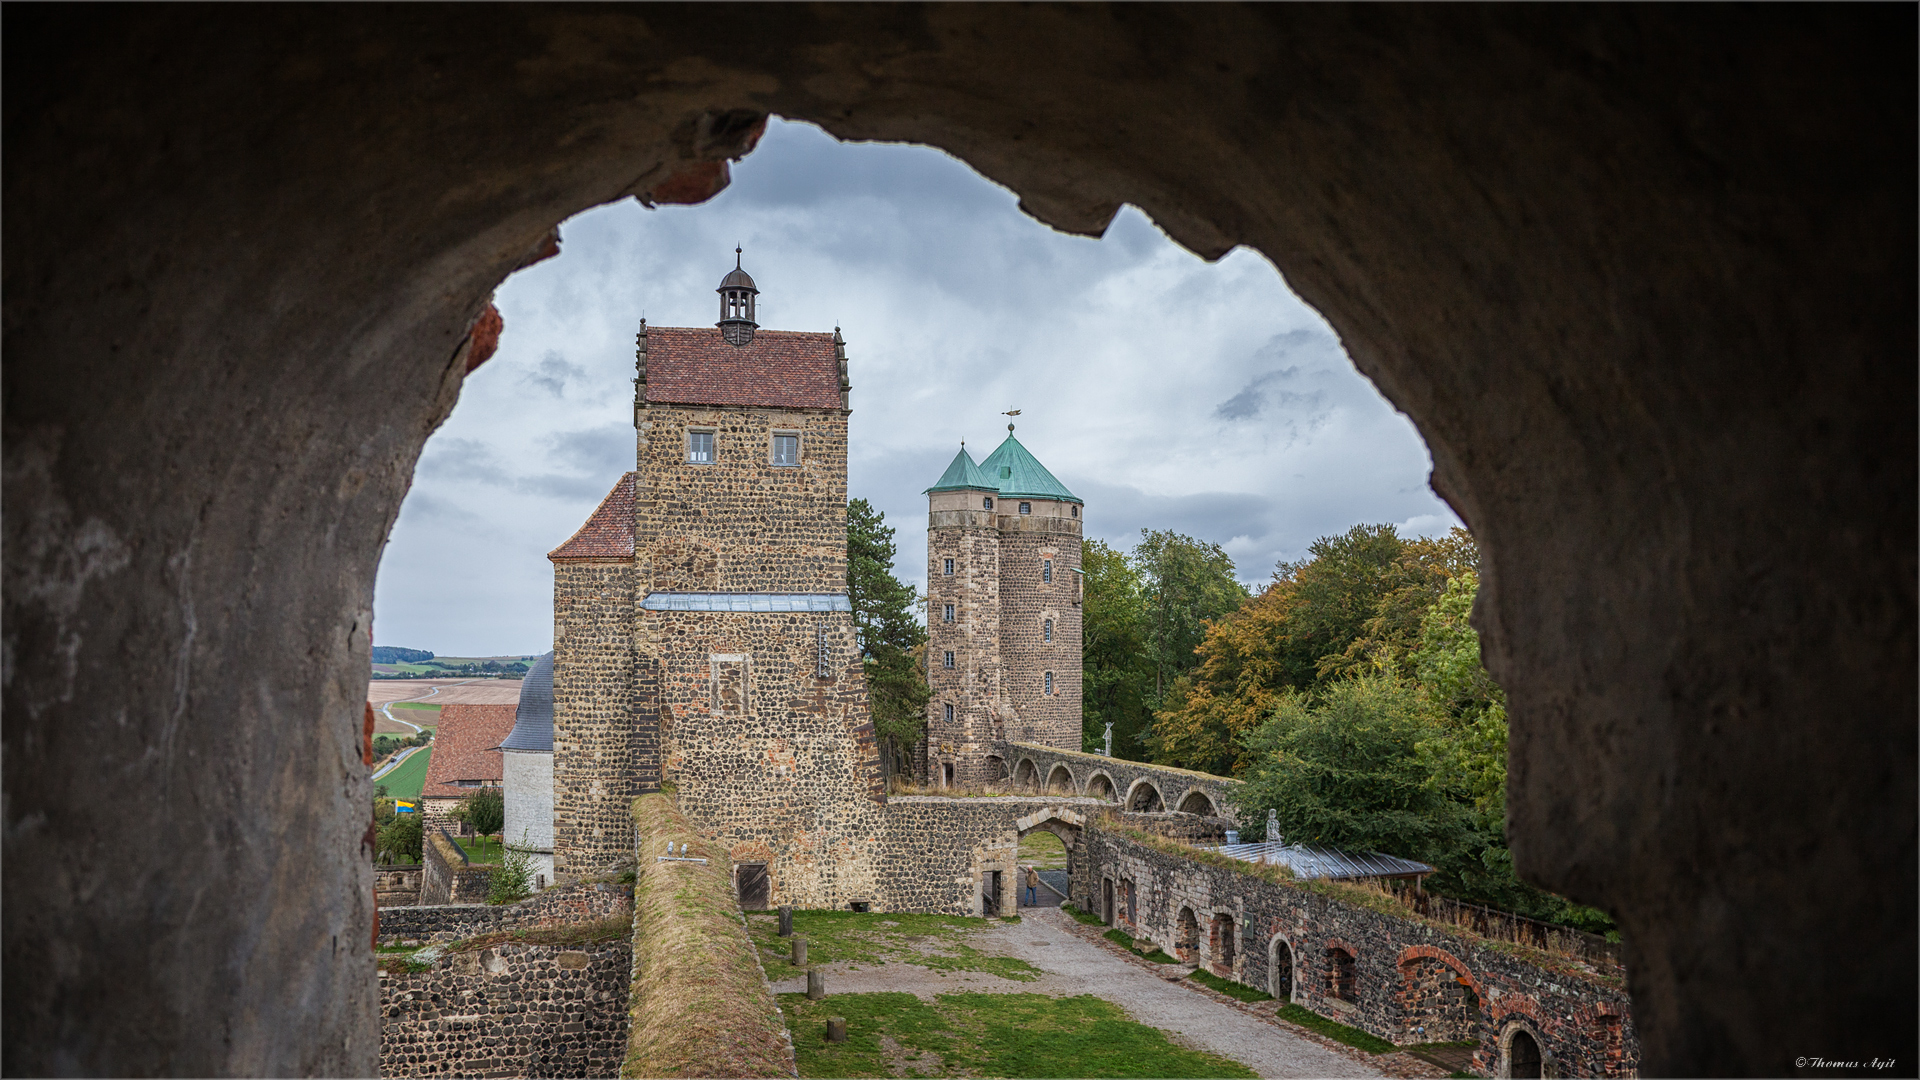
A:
[643, 326, 842, 410]
[421, 704, 516, 801]
[549, 472, 635, 561]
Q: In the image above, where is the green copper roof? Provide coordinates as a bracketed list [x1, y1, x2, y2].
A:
[977, 433, 1082, 504]
[925, 447, 997, 493]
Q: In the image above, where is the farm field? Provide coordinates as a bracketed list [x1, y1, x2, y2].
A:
[366, 679, 522, 706]
[377, 747, 432, 801]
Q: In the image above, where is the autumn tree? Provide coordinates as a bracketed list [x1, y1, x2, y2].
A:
[1133, 529, 1248, 707]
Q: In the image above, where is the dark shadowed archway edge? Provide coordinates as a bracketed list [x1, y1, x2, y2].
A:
[2, 6, 1912, 1075]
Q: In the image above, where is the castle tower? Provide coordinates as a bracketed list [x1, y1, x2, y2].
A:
[498, 651, 555, 888]
[925, 426, 1083, 785]
[550, 255, 883, 908]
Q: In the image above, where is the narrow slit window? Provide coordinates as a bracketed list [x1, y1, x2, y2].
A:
[1042, 559, 1053, 583]
[1071, 505, 1079, 518]
[1045, 671, 1054, 695]
[771, 433, 799, 466]
[944, 703, 955, 723]
[1044, 619, 1053, 643]
[943, 558, 955, 575]
[687, 430, 716, 464]
[943, 650, 955, 669]
[943, 603, 955, 623]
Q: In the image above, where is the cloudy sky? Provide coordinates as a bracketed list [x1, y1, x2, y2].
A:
[373, 119, 1458, 657]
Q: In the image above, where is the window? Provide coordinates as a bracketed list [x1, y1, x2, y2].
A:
[943, 603, 954, 623]
[983, 496, 993, 510]
[1042, 559, 1053, 583]
[1044, 619, 1053, 643]
[1019, 501, 1031, 515]
[770, 433, 799, 466]
[943, 558, 954, 575]
[1045, 671, 1054, 694]
[1071, 505, 1079, 518]
[944, 703, 954, 723]
[687, 430, 715, 464]
[943, 650, 955, 669]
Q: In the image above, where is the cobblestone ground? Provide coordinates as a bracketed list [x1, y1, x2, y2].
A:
[768, 906, 1440, 1078]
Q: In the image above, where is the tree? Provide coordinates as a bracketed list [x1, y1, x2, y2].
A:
[489, 830, 535, 904]
[1081, 539, 1154, 759]
[847, 498, 931, 782]
[1133, 529, 1249, 710]
[451, 786, 504, 841]
[376, 803, 423, 864]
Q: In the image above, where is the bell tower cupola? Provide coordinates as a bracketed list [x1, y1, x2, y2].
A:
[716, 247, 759, 346]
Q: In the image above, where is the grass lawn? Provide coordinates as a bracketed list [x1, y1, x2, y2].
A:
[746, 910, 1042, 982]
[391, 701, 442, 711]
[455, 836, 506, 865]
[377, 746, 431, 800]
[782, 991, 1256, 1079]
[1274, 1003, 1397, 1054]
[1019, 829, 1069, 870]
[1186, 968, 1274, 1004]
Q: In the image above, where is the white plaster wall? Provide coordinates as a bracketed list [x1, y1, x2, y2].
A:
[502, 750, 554, 854]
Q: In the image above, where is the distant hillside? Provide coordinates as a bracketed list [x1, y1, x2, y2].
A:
[372, 646, 435, 664]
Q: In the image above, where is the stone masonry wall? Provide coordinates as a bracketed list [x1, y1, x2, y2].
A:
[379, 940, 630, 1078]
[551, 560, 640, 878]
[994, 511, 1082, 751]
[925, 515, 1001, 785]
[633, 405, 848, 594]
[420, 832, 493, 907]
[878, 796, 1104, 914]
[376, 883, 632, 945]
[656, 609, 885, 910]
[1002, 741, 1243, 823]
[1085, 827, 1639, 1078]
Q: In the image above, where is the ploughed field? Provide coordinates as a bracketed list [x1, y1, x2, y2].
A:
[366, 679, 523, 706]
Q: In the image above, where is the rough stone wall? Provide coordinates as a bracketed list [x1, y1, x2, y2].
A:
[633, 405, 848, 594]
[376, 884, 632, 946]
[1002, 741, 1242, 823]
[994, 510, 1082, 751]
[420, 832, 493, 907]
[376, 867, 422, 909]
[552, 561, 640, 877]
[925, 515, 1001, 784]
[654, 610, 884, 909]
[1086, 827, 1638, 1078]
[877, 796, 1103, 914]
[379, 940, 630, 1078]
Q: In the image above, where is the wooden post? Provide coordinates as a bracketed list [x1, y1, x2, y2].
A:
[791, 937, 807, 966]
[826, 1016, 847, 1043]
[778, 905, 794, 937]
[806, 968, 825, 1000]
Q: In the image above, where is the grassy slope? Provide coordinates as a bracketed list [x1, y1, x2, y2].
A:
[745, 910, 1042, 982]
[625, 794, 795, 1079]
[378, 747, 432, 800]
[781, 991, 1256, 1079]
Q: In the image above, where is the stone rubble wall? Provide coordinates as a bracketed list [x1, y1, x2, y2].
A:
[878, 796, 1104, 914]
[552, 560, 642, 878]
[1086, 826, 1639, 1078]
[377, 883, 632, 946]
[377, 866, 423, 908]
[419, 831, 494, 907]
[379, 940, 630, 1078]
[925, 518, 1003, 785]
[1001, 741, 1243, 822]
[993, 514, 1082, 751]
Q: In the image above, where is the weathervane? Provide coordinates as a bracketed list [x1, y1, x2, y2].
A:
[1003, 408, 1020, 433]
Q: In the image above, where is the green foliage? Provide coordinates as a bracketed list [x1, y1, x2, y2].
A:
[1134, 530, 1250, 711]
[488, 831, 535, 904]
[1186, 966, 1274, 1002]
[1058, 902, 1106, 926]
[847, 498, 931, 777]
[781, 991, 1257, 1079]
[1275, 1003, 1398, 1054]
[450, 786, 504, 839]
[375, 801, 423, 864]
[1080, 538, 1155, 759]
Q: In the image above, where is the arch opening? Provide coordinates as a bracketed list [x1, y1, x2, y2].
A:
[1269, 936, 1295, 1002]
[1175, 907, 1201, 963]
[1176, 790, 1218, 816]
[1045, 764, 1075, 794]
[1126, 780, 1164, 812]
[1398, 955, 1480, 1044]
[1085, 773, 1115, 802]
[1504, 1026, 1544, 1080]
[1208, 911, 1237, 977]
[1013, 758, 1040, 793]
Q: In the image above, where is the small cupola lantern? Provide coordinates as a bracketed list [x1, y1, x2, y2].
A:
[716, 246, 759, 347]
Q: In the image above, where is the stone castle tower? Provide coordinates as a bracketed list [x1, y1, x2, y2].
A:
[923, 429, 1084, 785]
[546, 255, 886, 908]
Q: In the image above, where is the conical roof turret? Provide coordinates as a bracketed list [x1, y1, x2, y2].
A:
[499, 652, 554, 752]
[925, 446, 997, 493]
[977, 428, 1081, 503]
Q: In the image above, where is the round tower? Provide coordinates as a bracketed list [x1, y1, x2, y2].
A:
[499, 651, 555, 889]
[924, 444, 1002, 786]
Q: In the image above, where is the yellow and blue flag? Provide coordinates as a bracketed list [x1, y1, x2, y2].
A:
[395, 800, 417, 814]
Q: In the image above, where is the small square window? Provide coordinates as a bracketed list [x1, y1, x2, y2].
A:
[687, 430, 715, 464]
[1042, 559, 1052, 584]
[1044, 619, 1052, 643]
[943, 558, 954, 575]
[943, 650, 955, 669]
[1019, 501, 1031, 515]
[983, 497, 993, 510]
[1045, 671, 1054, 695]
[944, 703, 955, 723]
[943, 603, 954, 623]
[771, 433, 799, 466]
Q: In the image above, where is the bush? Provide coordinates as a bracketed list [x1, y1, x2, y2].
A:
[489, 831, 535, 904]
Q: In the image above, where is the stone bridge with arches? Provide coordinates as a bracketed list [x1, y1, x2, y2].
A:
[998, 742, 1242, 824]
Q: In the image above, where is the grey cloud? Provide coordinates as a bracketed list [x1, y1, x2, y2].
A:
[521, 351, 588, 398]
[545, 424, 632, 476]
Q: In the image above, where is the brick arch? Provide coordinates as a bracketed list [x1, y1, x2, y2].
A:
[1174, 787, 1219, 816]
[1397, 943, 1484, 999]
[1045, 763, 1075, 794]
[1397, 944, 1484, 1044]
[1124, 778, 1165, 812]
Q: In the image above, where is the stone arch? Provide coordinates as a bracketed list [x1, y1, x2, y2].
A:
[1268, 933, 1297, 1002]
[1207, 910, 1237, 977]
[6, 11, 1905, 1076]
[1498, 1020, 1550, 1079]
[1174, 906, 1201, 963]
[984, 755, 1007, 782]
[1125, 779, 1164, 812]
[1324, 939, 1359, 1001]
[1084, 772, 1116, 802]
[1045, 763, 1075, 794]
[1013, 806, 1084, 893]
[1175, 788, 1218, 816]
[1013, 757, 1041, 793]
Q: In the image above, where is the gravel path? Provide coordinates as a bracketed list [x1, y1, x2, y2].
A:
[768, 907, 1387, 1078]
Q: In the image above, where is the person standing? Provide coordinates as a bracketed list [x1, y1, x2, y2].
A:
[1025, 865, 1039, 907]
